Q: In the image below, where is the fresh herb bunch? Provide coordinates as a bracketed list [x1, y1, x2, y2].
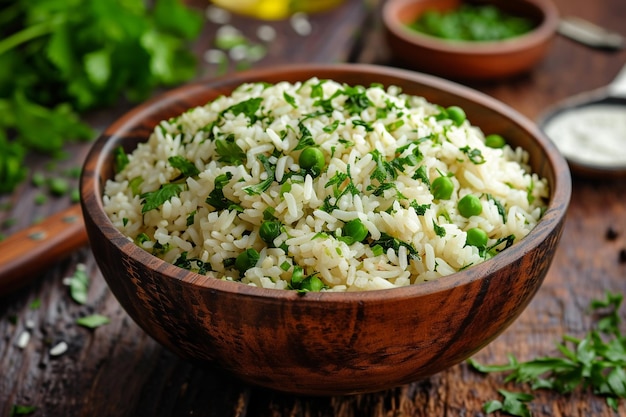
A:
[0, 0, 203, 193]
[470, 291, 626, 415]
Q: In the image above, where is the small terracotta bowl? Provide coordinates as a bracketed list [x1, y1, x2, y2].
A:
[382, 0, 559, 80]
[80, 64, 571, 395]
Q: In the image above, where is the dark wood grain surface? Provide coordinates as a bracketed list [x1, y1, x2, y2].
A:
[1, 0, 626, 416]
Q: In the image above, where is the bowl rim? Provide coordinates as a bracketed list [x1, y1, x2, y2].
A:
[80, 63, 571, 303]
[382, 0, 560, 55]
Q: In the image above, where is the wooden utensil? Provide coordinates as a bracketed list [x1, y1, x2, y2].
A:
[0, 204, 88, 295]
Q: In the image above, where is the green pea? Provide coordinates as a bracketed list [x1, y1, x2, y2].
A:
[466, 227, 488, 248]
[431, 175, 454, 200]
[299, 147, 325, 177]
[343, 219, 368, 243]
[485, 134, 506, 148]
[301, 275, 324, 292]
[259, 221, 281, 245]
[458, 194, 482, 218]
[235, 248, 260, 274]
[291, 265, 304, 286]
[447, 106, 466, 126]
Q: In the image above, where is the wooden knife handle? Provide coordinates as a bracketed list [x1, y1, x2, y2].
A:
[0, 204, 88, 296]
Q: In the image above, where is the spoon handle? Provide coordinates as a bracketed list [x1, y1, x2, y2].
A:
[558, 16, 625, 50]
[609, 62, 626, 98]
[0, 204, 88, 296]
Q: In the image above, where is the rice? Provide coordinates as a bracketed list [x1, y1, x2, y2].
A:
[103, 78, 549, 292]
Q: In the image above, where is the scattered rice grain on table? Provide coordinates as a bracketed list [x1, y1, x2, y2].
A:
[103, 78, 548, 292]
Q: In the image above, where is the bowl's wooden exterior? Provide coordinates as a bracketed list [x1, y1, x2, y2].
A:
[382, 0, 559, 80]
[80, 64, 571, 395]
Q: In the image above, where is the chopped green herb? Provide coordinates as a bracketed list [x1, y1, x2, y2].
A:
[29, 299, 41, 309]
[186, 210, 196, 226]
[34, 193, 47, 205]
[114, 146, 129, 173]
[243, 155, 275, 195]
[487, 194, 507, 223]
[31, 171, 46, 187]
[412, 165, 430, 186]
[215, 134, 246, 165]
[385, 119, 405, 132]
[222, 97, 263, 124]
[70, 188, 80, 203]
[140, 183, 183, 213]
[135, 233, 149, 245]
[48, 177, 70, 196]
[433, 221, 446, 237]
[168, 155, 200, 177]
[76, 314, 110, 329]
[10, 404, 37, 416]
[69, 263, 89, 305]
[323, 120, 340, 133]
[206, 172, 241, 211]
[409, 201, 430, 215]
[483, 390, 533, 417]
[129, 176, 144, 196]
[460, 145, 486, 164]
[470, 292, 626, 413]
[369, 149, 397, 183]
[373, 232, 419, 259]
[342, 85, 372, 115]
[352, 119, 373, 132]
[294, 120, 316, 150]
[371, 244, 384, 257]
[174, 252, 211, 274]
[283, 92, 297, 108]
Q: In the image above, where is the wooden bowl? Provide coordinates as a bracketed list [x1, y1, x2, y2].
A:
[382, 0, 559, 80]
[80, 64, 571, 395]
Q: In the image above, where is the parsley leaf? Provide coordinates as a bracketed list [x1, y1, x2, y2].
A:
[174, 252, 211, 274]
[342, 85, 372, 115]
[0, 0, 203, 193]
[114, 146, 130, 173]
[433, 221, 446, 237]
[470, 291, 626, 413]
[168, 155, 200, 177]
[372, 232, 419, 259]
[243, 154, 275, 195]
[76, 314, 110, 329]
[283, 92, 297, 108]
[205, 172, 241, 211]
[140, 183, 183, 213]
[222, 97, 263, 124]
[215, 134, 246, 164]
[483, 390, 533, 417]
[69, 263, 89, 305]
[460, 145, 486, 164]
[10, 404, 37, 416]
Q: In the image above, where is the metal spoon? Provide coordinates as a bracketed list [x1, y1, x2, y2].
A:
[558, 16, 625, 50]
[537, 62, 626, 179]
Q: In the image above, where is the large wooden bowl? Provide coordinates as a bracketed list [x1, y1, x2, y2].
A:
[383, 0, 559, 80]
[80, 64, 571, 395]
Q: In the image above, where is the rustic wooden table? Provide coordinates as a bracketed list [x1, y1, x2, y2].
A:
[2, 0, 626, 416]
